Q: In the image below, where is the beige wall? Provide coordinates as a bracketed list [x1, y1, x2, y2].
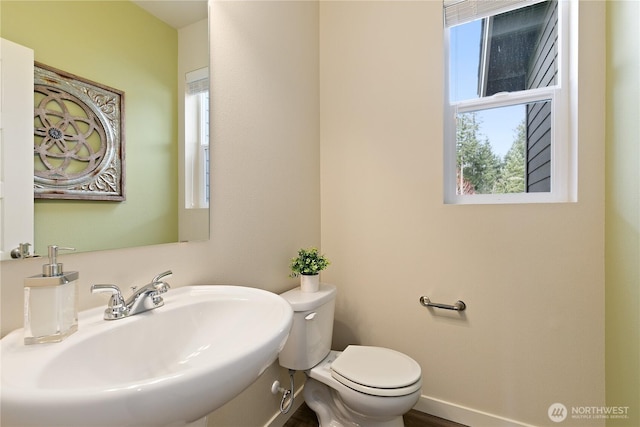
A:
[606, 1, 640, 426]
[320, 1, 605, 426]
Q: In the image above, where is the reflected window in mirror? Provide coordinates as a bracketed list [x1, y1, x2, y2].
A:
[185, 67, 210, 209]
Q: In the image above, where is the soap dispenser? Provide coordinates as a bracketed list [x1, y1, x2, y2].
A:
[23, 245, 79, 345]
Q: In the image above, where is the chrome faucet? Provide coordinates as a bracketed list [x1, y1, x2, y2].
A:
[91, 270, 172, 320]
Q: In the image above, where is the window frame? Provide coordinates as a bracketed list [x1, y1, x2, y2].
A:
[184, 67, 210, 210]
[443, 0, 576, 205]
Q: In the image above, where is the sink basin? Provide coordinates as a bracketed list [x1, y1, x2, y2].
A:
[1, 285, 293, 427]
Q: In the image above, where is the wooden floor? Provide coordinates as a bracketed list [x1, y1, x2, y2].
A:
[284, 402, 467, 427]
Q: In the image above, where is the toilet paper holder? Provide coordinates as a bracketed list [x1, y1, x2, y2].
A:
[419, 296, 466, 311]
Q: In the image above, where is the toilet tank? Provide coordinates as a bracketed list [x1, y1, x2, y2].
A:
[278, 283, 336, 371]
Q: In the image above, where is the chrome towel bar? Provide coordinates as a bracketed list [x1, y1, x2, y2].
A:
[419, 296, 466, 311]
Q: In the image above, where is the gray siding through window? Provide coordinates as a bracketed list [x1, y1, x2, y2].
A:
[526, 1, 557, 192]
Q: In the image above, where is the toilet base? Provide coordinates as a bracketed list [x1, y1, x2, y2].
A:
[303, 378, 405, 427]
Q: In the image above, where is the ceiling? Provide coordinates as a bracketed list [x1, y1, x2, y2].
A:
[132, 0, 208, 29]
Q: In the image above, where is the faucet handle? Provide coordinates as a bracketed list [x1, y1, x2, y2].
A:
[91, 283, 122, 295]
[91, 284, 129, 320]
[151, 270, 172, 294]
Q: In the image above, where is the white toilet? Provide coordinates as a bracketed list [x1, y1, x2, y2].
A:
[279, 284, 422, 427]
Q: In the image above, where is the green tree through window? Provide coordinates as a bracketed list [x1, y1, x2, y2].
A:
[456, 113, 526, 195]
[494, 122, 526, 193]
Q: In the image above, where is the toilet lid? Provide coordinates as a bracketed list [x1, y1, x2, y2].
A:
[331, 346, 422, 397]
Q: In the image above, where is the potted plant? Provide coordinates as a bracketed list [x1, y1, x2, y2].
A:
[289, 247, 330, 292]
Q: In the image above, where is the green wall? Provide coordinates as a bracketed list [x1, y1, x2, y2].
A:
[1, 1, 178, 254]
[606, 1, 640, 426]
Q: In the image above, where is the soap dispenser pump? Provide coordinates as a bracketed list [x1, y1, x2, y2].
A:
[24, 245, 79, 345]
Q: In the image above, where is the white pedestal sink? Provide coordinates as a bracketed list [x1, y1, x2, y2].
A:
[1, 285, 293, 427]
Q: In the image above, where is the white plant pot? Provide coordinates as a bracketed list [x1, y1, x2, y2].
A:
[300, 274, 320, 292]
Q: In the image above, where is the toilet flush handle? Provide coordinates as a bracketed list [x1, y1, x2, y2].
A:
[305, 312, 317, 320]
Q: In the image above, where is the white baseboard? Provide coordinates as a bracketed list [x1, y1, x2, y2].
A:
[414, 395, 537, 427]
[265, 390, 537, 427]
[264, 386, 306, 427]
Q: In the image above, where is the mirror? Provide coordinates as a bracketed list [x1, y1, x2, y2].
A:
[0, 0, 209, 256]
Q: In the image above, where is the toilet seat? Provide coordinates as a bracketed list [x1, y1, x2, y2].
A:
[330, 345, 422, 397]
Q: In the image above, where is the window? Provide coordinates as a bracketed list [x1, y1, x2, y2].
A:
[185, 67, 210, 209]
[444, 0, 575, 204]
